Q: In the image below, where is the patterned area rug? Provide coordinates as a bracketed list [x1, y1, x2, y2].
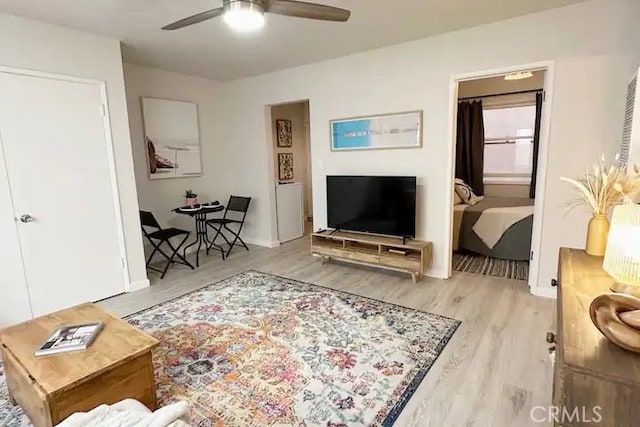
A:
[453, 252, 529, 281]
[0, 271, 460, 427]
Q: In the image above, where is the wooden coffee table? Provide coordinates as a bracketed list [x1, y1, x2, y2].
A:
[0, 303, 159, 427]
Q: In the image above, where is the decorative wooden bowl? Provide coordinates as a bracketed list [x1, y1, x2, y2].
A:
[590, 293, 640, 353]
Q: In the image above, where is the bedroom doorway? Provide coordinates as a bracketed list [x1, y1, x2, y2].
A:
[267, 100, 313, 244]
[446, 62, 554, 295]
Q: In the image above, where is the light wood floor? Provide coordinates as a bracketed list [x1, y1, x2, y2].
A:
[100, 236, 556, 427]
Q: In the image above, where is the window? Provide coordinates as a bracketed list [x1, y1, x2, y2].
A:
[483, 105, 536, 182]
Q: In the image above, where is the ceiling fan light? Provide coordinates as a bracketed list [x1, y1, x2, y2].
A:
[504, 71, 534, 81]
[223, 1, 265, 32]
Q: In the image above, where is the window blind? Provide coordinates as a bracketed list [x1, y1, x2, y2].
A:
[620, 74, 637, 166]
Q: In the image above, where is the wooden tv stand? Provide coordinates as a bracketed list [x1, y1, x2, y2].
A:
[311, 230, 432, 283]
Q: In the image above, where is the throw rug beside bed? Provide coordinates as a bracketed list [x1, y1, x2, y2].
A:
[453, 253, 529, 281]
[0, 271, 460, 427]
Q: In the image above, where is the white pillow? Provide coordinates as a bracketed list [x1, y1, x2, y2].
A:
[454, 179, 483, 205]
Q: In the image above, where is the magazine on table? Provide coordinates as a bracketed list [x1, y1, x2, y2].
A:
[34, 322, 103, 356]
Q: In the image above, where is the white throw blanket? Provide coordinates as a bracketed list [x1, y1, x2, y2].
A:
[56, 399, 190, 427]
[472, 205, 534, 249]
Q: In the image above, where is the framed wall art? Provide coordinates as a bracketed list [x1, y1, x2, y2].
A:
[330, 110, 423, 151]
[278, 153, 294, 180]
[142, 97, 202, 179]
[276, 119, 293, 147]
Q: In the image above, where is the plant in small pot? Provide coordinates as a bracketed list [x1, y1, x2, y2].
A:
[561, 157, 640, 256]
[185, 189, 198, 207]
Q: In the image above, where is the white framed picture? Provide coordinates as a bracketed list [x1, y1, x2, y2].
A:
[331, 110, 423, 151]
[141, 97, 202, 179]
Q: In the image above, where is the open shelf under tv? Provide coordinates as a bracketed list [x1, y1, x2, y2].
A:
[311, 230, 432, 283]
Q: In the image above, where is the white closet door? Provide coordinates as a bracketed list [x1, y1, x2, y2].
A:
[0, 141, 32, 327]
[0, 72, 126, 317]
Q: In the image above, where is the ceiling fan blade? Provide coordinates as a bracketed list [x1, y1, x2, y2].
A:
[162, 8, 225, 30]
[267, 0, 351, 22]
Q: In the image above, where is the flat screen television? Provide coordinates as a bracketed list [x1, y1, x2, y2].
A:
[326, 175, 416, 238]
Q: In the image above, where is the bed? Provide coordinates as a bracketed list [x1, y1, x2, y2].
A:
[453, 197, 534, 261]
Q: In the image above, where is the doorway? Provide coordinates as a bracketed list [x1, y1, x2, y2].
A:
[269, 100, 313, 243]
[446, 62, 555, 295]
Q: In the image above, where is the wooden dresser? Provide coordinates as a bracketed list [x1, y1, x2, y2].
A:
[554, 248, 640, 426]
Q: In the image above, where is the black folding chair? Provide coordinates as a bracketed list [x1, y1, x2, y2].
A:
[206, 196, 251, 257]
[140, 211, 195, 279]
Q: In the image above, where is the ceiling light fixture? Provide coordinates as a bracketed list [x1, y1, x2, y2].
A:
[504, 71, 534, 81]
[223, 1, 266, 33]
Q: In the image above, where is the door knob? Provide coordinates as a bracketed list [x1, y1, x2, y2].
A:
[19, 214, 34, 223]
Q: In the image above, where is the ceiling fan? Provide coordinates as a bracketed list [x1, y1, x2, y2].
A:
[162, 0, 351, 33]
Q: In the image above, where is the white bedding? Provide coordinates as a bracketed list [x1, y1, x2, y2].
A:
[56, 399, 190, 427]
[453, 201, 534, 250]
[472, 205, 535, 249]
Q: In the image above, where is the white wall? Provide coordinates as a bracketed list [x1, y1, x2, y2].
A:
[123, 64, 229, 238]
[216, 0, 640, 292]
[0, 13, 148, 306]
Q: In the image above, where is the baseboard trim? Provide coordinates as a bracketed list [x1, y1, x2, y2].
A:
[178, 237, 280, 252]
[531, 286, 557, 299]
[244, 237, 280, 248]
[128, 278, 150, 292]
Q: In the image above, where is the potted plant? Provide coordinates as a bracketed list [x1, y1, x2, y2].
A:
[561, 157, 640, 256]
[185, 189, 198, 206]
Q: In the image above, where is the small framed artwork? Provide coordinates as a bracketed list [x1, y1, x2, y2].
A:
[276, 119, 293, 147]
[330, 110, 423, 151]
[278, 153, 294, 180]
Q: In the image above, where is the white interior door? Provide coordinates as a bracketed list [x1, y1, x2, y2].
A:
[0, 140, 32, 327]
[0, 71, 126, 317]
[276, 182, 304, 243]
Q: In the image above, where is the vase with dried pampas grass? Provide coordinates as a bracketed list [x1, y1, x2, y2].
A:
[561, 156, 640, 256]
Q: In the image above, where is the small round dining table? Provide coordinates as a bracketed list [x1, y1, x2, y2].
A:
[173, 202, 225, 267]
